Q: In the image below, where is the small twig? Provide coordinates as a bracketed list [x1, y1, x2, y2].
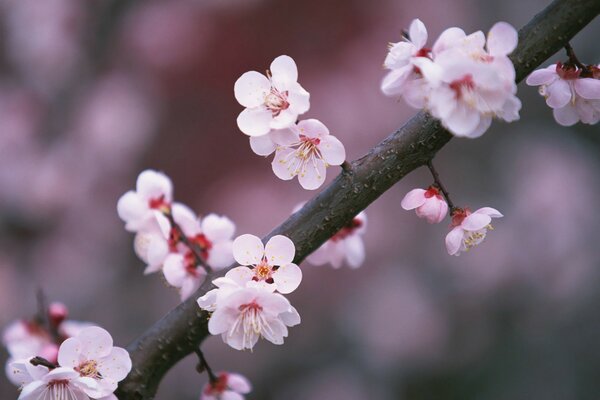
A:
[564, 43, 585, 69]
[30, 357, 57, 370]
[426, 160, 455, 211]
[195, 348, 218, 385]
[341, 161, 353, 173]
[164, 209, 212, 272]
[35, 289, 60, 343]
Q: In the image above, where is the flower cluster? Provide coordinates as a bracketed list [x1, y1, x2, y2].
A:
[8, 326, 131, 400]
[235, 56, 346, 190]
[526, 62, 600, 126]
[382, 19, 521, 138]
[117, 169, 236, 300]
[197, 234, 301, 351]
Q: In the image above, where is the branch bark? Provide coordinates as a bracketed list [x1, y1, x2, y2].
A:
[116, 1, 600, 398]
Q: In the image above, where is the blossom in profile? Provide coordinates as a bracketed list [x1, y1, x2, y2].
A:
[201, 372, 252, 400]
[207, 285, 300, 351]
[117, 169, 173, 234]
[401, 186, 448, 223]
[9, 362, 89, 400]
[234, 55, 310, 136]
[307, 211, 367, 269]
[526, 63, 600, 126]
[445, 207, 503, 256]
[270, 119, 346, 190]
[231, 234, 302, 294]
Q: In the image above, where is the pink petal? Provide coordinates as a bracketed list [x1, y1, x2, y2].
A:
[553, 104, 580, 126]
[227, 373, 252, 393]
[18, 381, 46, 400]
[273, 263, 302, 294]
[574, 78, 600, 99]
[232, 234, 264, 265]
[208, 308, 235, 335]
[474, 207, 503, 218]
[280, 305, 301, 327]
[462, 213, 492, 231]
[525, 65, 557, 86]
[221, 392, 244, 400]
[466, 115, 493, 139]
[319, 135, 346, 166]
[412, 57, 442, 85]
[207, 241, 234, 270]
[265, 235, 295, 265]
[432, 27, 466, 56]
[272, 147, 297, 181]
[271, 108, 297, 129]
[384, 42, 413, 69]
[97, 347, 131, 381]
[297, 118, 329, 139]
[298, 158, 327, 190]
[445, 228, 464, 256]
[57, 337, 83, 368]
[234, 71, 270, 108]
[202, 214, 235, 242]
[443, 104, 481, 137]
[116, 191, 146, 225]
[236, 107, 272, 137]
[545, 79, 572, 108]
[344, 235, 365, 269]
[162, 254, 186, 286]
[486, 21, 518, 56]
[172, 203, 199, 236]
[409, 18, 428, 49]
[249, 134, 276, 156]
[381, 66, 412, 96]
[287, 83, 310, 114]
[400, 188, 426, 210]
[181, 276, 204, 301]
[224, 266, 254, 287]
[136, 170, 172, 201]
[270, 55, 298, 87]
[77, 327, 114, 360]
[270, 127, 300, 146]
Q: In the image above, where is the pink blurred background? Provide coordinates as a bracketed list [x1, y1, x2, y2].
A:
[1, 0, 599, 399]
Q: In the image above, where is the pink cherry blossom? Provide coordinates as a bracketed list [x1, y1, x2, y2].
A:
[307, 211, 367, 269]
[9, 362, 90, 400]
[163, 252, 208, 301]
[234, 55, 310, 136]
[445, 207, 503, 256]
[271, 119, 346, 190]
[201, 372, 252, 400]
[526, 63, 600, 126]
[117, 169, 173, 234]
[231, 234, 302, 294]
[207, 285, 300, 351]
[57, 326, 132, 398]
[401, 186, 448, 223]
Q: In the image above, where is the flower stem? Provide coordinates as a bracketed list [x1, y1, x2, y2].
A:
[195, 348, 218, 385]
[163, 208, 212, 273]
[30, 356, 57, 370]
[564, 43, 585, 69]
[426, 160, 455, 212]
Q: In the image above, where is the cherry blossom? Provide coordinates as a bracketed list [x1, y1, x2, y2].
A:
[401, 186, 448, 223]
[231, 234, 302, 294]
[445, 207, 503, 256]
[57, 326, 132, 398]
[9, 362, 90, 400]
[307, 211, 367, 269]
[201, 372, 252, 400]
[207, 285, 301, 351]
[234, 55, 310, 136]
[163, 252, 208, 301]
[526, 63, 600, 126]
[270, 119, 346, 190]
[117, 169, 172, 234]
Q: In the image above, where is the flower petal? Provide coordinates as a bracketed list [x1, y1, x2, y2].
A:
[207, 241, 234, 270]
[409, 18, 428, 49]
[265, 235, 296, 265]
[574, 78, 600, 99]
[57, 337, 83, 368]
[136, 170, 172, 201]
[553, 104, 580, 126]
[381, 66, 412, 96]
[162, 254, 186, 287]
[232, 234, 264, 265]
[400, 188, 426, 210]
[445, 227, 464, 256]
[432, 27, 466, 55]
[270, 127, 300, 146]
[462, 213, 492, 231]
[227, 373, 252, 393]
[202, 214, 235, 242]
[272, 147, 298, 181]
[298, 158, 326, 190]
[344, 235, 365, 269]
[475, 207, 503, 218]
[116, 191, 147, 227]
[525, 65, 557, 86]
[270, 55, 298, 86]
[97, 347, 131, 382]
[545, 79, 572, 108]
[486, 21, 517, 56]
[237, 107, 272, 137]
[443, 104, 481, 137]
[297, 118, 329, 139]
[224, 266, 255, 287]
[273, 263, 302, 294]
[249, 134, 276, 156]
[319, 135, 345, 166]
[77, 326, 114, 359]
[234, 71, 270, 108]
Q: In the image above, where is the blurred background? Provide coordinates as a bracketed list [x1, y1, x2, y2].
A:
[0, 0, 599, 399]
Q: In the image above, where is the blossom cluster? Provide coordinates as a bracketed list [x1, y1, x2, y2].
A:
[117, 169, 236, 300]
[235, 55, 346, 190]
[526, 62, 600, 126]
[382, 19, 521, 138]
[4, 303, 131, 400]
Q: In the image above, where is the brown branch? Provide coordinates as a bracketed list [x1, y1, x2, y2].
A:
[115, 1, 600, 398]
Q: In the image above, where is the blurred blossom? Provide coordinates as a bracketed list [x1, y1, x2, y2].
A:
[2, 0, 85, 95]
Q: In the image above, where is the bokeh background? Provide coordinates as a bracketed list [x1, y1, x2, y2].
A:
[1, 0, 599, 399]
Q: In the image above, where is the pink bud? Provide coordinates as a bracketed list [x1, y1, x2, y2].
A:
[48, 302, 68, 327]
[40, 344, 59, 364]
[401, 186, 448, 224]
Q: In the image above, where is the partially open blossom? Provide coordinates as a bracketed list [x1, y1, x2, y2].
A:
[445, 207, 503, 256]
[526, 63, 600, 126]
[201, 372, 252, 400]
[117, 169, 172, 234]
[270, 119, 346, 190]
[57, 326, 132, 398]
[401, 186, 448, 223]
[234, 55, 310, 136]
[307, 211, 367, 269]
[231, 234, 301, 294]
[207, 285, 300, 351]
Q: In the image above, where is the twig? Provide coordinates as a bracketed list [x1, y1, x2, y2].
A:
[426, 160, 455, 211]
[195, 348, 218, 385]
[564, 43, 585, 69]
[30, 357, 57, 370]
[164, 210, 212, 272]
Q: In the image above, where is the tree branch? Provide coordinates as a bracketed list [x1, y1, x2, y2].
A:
[115, 1, 600, 398]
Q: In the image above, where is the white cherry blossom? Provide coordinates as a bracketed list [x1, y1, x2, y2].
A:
[232, 234, 302, 294]
[117, 169, 172, 234]
[445, 207, 503, 256]
[201, 372, 252, 400]
[163, 252, 208, 301]
[401, 186, 448, 223]
[271, 119, 346, 190]
[207, 285, 300, 351]
[57, 326, 132, 398]
[234, 55, 310, 136]
[9, 362, 90, 400]
[526, 63, 600, 126]
[307, 211, 367, 269]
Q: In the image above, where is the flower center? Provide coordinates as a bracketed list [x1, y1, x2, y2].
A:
[205, 373, 229, 395]
[76, 360, 101, 380]
[449, 74, 475, 100]
[331, 218, 363, 242]
[451, 208, 471, 227]
[148, 195, 170, 213]
[229, 301, 268, 349]
[297, 135, 321, 160]
[424, 186, 441, 199]
[252, 260, 275, 284]
[265, 88, 290, 116]
[556, 62, 581, 80]
[414, 47, 431, 58]
[463, 224, 493, 250]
